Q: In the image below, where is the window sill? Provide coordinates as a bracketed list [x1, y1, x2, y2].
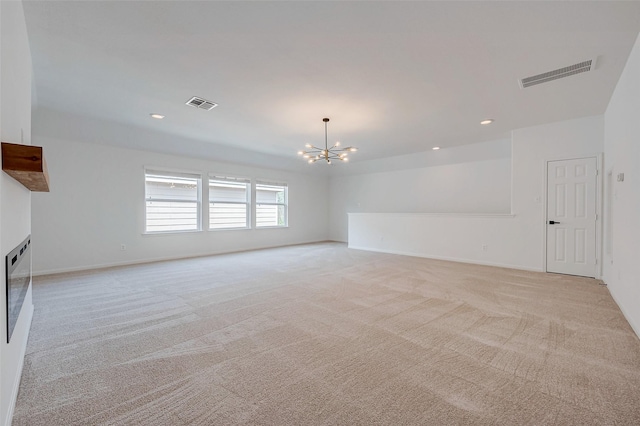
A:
[208, 227, 252, 232]
[256, 225, 289, 230]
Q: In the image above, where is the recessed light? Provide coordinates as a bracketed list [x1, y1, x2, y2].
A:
[432, 146, 440, 150]
[150, 113, 165, 120]
[480, 119, 494, 125]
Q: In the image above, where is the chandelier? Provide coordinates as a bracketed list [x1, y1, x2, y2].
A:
[298, 118, 357, 164]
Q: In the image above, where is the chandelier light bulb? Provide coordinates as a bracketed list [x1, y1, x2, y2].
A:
[305, 143, 312, 148]
[335, 141, 341, 146]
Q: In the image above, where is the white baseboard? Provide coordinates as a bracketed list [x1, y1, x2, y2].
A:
[347, 244, 543, 273]
[606, 283, 640, 341]
[4, 302, 34, 426]
[33, 240, 337, 277]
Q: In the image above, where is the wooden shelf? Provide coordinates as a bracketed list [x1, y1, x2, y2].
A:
[2, 142, 50, 192]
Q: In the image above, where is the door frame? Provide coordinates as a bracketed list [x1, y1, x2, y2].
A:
[542, 153, 603, 278]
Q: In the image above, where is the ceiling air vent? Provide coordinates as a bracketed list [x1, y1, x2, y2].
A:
[185, 96, 218, 111]
[519, 58, 597, 89]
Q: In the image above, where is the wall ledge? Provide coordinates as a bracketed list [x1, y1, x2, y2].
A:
[348, 212, 515, 218]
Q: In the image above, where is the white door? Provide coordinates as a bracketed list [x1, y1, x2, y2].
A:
[546, 157, 597, 277]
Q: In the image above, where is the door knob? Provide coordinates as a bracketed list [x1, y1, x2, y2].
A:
[549, 220, 560, 225]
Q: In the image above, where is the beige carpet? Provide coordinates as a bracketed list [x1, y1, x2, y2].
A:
[13, 242, 640, 425]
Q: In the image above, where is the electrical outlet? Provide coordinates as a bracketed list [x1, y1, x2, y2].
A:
[120, 244, 126, 251]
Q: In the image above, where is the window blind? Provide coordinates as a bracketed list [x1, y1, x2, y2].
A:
[145, 171, 200, 233]
[209, 176, 250, 229]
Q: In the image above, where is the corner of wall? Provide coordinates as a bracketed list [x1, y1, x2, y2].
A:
[602, 31, 640, 340]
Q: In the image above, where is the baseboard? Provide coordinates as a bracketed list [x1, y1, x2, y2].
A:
[606, 283, 640, 341]
[347, 244, 543, 273]
[33, 240, 339, 277]
[4, 302, 34, 426]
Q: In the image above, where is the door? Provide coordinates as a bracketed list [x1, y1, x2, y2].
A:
[546, 157, 597, 277]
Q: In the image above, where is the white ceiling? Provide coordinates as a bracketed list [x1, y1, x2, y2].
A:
[22, 1, 640, 166]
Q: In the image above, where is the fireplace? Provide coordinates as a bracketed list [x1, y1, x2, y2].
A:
[6, 235, 31, 343]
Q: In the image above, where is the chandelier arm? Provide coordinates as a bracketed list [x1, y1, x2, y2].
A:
[299, 118, 356, 164]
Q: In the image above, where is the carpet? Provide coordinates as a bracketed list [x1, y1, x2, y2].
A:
[12, 242, 640, 425]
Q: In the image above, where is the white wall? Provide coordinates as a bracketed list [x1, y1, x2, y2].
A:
[35, 107, 328, 177]
[347, 115, 604, 272]
[0, 1, 34, 424]
[510, 115, 604, 271]
[603, 32, 640, 337]
[349, 212, 528, 270]
[31, 135, 330, 275]
[330, 139, 512, 241]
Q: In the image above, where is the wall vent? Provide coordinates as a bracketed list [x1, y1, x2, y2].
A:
[185, 96, 218, 110]
[519, 58, 597, 88]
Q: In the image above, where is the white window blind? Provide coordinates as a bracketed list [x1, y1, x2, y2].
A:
[145, 170, 201, 233]
[256, 181, 287, 228]
[209, 176, 250, 229]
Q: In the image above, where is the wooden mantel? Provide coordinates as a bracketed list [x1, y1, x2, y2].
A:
[1, 142, 50, 192]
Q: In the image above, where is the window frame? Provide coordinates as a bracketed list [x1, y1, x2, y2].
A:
[208, 175, 251, 231]
[255, 180, 288, 229]
[144, 168, 202, 234]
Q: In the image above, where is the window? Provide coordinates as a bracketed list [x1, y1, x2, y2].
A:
[209, 176, 250, 230]
[256, 181, 288, 227]
[145, 170, 201, 233]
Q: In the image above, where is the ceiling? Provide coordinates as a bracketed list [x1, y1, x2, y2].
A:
[22, 1, 640, 166]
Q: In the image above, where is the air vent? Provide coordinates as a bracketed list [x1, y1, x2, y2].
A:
[185, 96, 218, 110]
[519, 58, 597, 89]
